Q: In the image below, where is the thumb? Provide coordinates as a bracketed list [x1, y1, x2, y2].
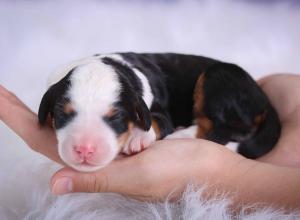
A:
[50, 167, 111, 195]
[50, 157, 145, 195]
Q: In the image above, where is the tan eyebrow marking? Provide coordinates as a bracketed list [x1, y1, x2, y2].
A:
[105, 107, 117, 118]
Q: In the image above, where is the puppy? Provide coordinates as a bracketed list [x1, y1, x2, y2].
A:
[38, 53, 281, 172]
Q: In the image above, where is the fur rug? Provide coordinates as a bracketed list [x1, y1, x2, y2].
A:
[1, 0, 300, 219]
[0, 156, 299, 220]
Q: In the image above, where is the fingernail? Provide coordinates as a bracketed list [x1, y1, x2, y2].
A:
[52, 177, 73, 195]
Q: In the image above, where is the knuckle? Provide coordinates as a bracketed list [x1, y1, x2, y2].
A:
[84, 173, 109, 193]
[85, 174, 100, 192]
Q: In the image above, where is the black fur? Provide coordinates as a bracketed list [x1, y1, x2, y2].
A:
[237, 106, 281, 159]
[200, 62, 281, 158]
[121, 53, 218, 127]
[102, 103, 130, 136]
[39, 53, 281, 159]
[119, 53, 176, 139]
[101, 57, 152, 131]
[119, 53, 281, 158]
[38, 71, 75, 129]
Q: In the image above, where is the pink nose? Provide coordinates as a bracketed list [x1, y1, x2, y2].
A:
[74, 146, 95, 159]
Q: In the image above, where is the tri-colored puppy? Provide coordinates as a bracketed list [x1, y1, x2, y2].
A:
[38, 53, 281, 172]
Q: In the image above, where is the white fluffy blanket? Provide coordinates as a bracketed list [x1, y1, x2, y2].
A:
[1, 157, 299, 220]
[1, 0, 300, 219]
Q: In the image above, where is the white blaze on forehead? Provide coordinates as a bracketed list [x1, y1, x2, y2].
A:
[68, 60, 120, 114]
[48, 56, 99, 87]
[101, 54, 154, 108]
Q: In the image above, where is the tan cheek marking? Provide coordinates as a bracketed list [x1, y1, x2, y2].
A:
[196, 117, 213, 138]
[117, 122, 134, 150]
[63, 103, 74, 114]
[151, 120, 161, 140]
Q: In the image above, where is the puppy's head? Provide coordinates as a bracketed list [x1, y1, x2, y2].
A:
[38, 59, 151, 172]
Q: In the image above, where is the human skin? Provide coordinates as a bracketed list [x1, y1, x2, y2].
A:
[1, 74, 300, 211]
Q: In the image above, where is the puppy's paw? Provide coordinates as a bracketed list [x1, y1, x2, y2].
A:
[122, 127, 156, 155]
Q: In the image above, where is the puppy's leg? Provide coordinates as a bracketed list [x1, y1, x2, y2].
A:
[122, 103, 174, 155]
[193, 63, 281, 158]
[237, 106, 281, 159]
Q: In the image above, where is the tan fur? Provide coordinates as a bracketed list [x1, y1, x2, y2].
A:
[254, 111, 266, 126]
[193, 73, 205, 115]
[151, 120, 161, 140]
[105, 107, 117, 118]
[63, 102, 75, 115]
[196, 117, 213, 138]
[193, 73, 213, 138]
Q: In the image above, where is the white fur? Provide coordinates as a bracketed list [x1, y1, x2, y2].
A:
[101, 54, 154, 108]
[225, 142, 239, 152]
[100, 54, 157, 155]
[131, 68, 154, 108]
[122, 127, 156, 155]
[165, 125, 198, 139]
[69, 61, 120, 114]
[52, 56, 156, 171]
[47, 56, 99, 87]
[56, 61, 121, 172]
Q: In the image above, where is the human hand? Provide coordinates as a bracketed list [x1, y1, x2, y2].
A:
[257, 74, 300, 167]
[50, 138, 243, 200]
[0, 84, 242, 200]
[0, 85, 62, 164]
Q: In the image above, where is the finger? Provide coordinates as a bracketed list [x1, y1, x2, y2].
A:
[51, 167, 114, 195]
[0, 85, 62, 163]
[50, 156, 146, 195]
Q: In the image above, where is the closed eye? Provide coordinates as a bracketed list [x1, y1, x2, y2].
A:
[103, 110, 128, 135]
[53, 103, 76, 129]
[104, 111, 123, 122]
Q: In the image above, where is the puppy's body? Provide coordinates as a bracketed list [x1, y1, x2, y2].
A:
[39, 53, 281, 171]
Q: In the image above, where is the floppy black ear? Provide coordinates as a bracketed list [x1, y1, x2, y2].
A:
[134, 96, 152, 131]
[38, 70, 73, 126]
[38, 88, 55, 126]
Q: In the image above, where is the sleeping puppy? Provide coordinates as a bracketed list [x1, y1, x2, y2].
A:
[38, 53, 281, 172]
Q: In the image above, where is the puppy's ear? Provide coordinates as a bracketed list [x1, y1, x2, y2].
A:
[38, 70, 73, 126]
[38, 87, 55, 126]
[134, 96, 151, 131]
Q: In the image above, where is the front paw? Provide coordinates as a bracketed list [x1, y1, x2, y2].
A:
[122, 127, 156, 155]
